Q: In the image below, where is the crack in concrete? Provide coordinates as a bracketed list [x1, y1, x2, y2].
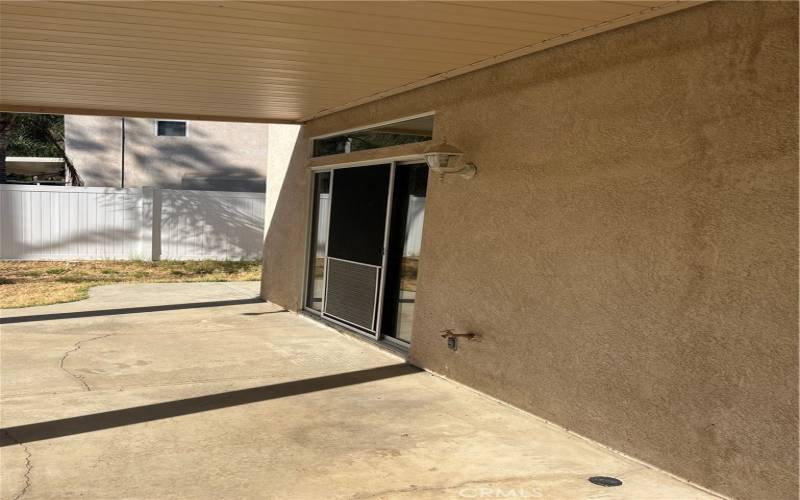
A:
[350, 473, 544, 499]
[218, 281, 260, 299]
[59, 334, 115, 391]
[2, 430, 32, 500]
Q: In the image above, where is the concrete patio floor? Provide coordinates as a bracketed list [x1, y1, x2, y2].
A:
[1, 282, 717, 499]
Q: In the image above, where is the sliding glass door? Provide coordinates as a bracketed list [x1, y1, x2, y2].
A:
[305, 161, 428, 345]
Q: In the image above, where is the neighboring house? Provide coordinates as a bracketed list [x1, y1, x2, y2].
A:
[65, 116, 268, 192]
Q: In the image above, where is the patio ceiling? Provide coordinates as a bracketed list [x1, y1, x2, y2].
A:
[0, 1, 701, 123]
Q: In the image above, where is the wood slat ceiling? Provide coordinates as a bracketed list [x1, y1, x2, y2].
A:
[0, 1, 701, 123]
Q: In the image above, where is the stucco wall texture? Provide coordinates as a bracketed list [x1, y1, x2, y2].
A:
[65, 116, 268, 190]
[261, 3, 799, 499]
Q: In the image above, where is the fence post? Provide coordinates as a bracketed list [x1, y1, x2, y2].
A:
[152, 187, 161, 261]
[140, 187, 162, 261]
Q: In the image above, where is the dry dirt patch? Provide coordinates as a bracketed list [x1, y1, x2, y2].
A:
[0, 260, 261, 308]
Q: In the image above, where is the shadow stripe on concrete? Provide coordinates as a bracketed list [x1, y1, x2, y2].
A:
[0, 298, 275, 324]
[0, 363, 419, 446]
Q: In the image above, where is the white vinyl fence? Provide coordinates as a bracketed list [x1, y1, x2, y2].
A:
[0, 185, 264, 261]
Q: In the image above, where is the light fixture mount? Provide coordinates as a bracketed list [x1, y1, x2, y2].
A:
[423, 140, 477, 180]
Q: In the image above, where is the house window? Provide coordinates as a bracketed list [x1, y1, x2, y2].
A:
[156, 120, 188, 137]
[312, 114, 433, 158]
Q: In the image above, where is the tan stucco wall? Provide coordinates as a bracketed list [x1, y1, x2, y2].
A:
[261, 123, 304, 304]
[65, 116, 269, 190]
[261, 3, 799, 499]
[64, 115, 124, 187]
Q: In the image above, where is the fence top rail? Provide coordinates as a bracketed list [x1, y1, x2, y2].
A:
[0, 185, 142, 194]
[0, 185, 265, 197]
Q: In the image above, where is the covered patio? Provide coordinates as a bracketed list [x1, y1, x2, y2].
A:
[1, 282, 713, 499]
[1, 2, 797, 499]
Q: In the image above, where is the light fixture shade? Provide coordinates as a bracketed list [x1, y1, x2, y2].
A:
[424, 152, 452, 170]
[424, 141, 464, 172]
[423, 141, 464, 156]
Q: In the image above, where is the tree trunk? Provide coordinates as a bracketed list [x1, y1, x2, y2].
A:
[0, 113, 15, 184]
[43, 123, 82, 186]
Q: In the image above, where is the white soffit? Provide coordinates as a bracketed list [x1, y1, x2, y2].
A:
[0, 1, 703, 123]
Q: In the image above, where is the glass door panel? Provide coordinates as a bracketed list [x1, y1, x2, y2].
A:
[305, 172, 331, 311]
[381, 164, 428, 343]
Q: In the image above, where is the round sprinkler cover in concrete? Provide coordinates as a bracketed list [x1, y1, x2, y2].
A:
[589, 476, 623, 487]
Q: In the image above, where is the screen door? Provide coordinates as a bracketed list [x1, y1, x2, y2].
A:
[322, 164, 391, 332]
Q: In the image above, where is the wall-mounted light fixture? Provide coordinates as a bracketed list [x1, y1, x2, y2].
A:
[423, 140, 477, 180]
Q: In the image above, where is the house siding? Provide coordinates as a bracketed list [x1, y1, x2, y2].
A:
[261, 3, 799, 499]
[65, 116, 268, 191]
